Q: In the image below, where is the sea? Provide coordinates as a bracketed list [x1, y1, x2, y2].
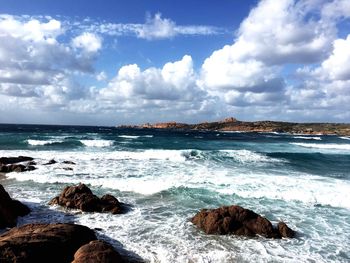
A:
[0, 123, 350, 262]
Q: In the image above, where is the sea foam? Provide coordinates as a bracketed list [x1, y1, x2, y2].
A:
[27, 139, 63, 146]
[80, 139, 114, 147]
[291, 142, 350, 150]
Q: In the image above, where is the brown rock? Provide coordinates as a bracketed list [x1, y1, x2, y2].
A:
[49, 184, 124, 214]
[0, 184, 30, 228]
[192, 205, 295, 239]
[72, 240, 125, 263]
[277, 222, 295, 238]
[0, 223, 97, 263]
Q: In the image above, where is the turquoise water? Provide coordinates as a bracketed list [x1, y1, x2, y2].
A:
[1, 124, 350, 262]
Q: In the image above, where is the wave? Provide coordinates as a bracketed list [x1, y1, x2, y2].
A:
[292, 136, 322, 140]
[219, 149, 280, 163]
[291, 143, 350, 150]
[118, 135, 153, 139]
[27, 139, 63, 146]
[340, 136, 350, 141]
[118, 135, 140, 139]
[80, 140, 114, 147]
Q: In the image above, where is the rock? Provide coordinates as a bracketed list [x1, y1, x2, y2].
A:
[277, 222, 295, 238]
[49, 184, 124, 214]
[72, 240, 125, 263]
[0, 156, 33, 165]
[0, 223, 97, 263]
[44, 159, 57, 165]
[62, 160, 76, 165]
[28, 161, 37, 166]
[0, 184, 30, 228]
[0, 156, 37, 173]
[0, 164, 36, 173]
[191, 205, 295, 239]
[63, 167, 73, 171]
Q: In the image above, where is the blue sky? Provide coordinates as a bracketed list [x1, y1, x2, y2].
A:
[0, 0, 349, 125]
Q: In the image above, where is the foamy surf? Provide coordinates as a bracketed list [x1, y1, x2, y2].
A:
[291, 142, 350, 150]
[27, 139, 63, 146]
[80, 139, 114, 147]
[292, 136, 322, 140]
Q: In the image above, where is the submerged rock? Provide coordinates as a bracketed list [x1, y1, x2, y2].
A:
[49, 183, 124, 214]
[72, 240, 125, 263]
[191, 205, 295, 238]
[0, 184, 30, 228]
[62, 160, 76, 165]
[44, 159, 57, 165]
[0, 223, 97, 263]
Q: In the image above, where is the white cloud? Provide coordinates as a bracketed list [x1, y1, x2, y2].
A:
[99, 55, 205, 101]
[72, 32, 102, 53]
[319, 34, 350, 81]
[88, 13, 223, 40]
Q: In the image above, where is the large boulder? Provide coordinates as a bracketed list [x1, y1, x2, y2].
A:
[49, 184, 124, 214]
[72, 240, 125, 263]
[0, 184, 30, 228]
[191, 205, 295, 238]
[0, 223, 97, 263]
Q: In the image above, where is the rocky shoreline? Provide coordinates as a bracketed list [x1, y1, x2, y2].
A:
[0, 156, 297, 262]
[119, 117, 350, 136]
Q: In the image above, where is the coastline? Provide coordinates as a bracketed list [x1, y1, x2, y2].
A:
[118, 117, 350, 136]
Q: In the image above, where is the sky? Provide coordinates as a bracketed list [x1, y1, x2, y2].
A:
[0, 0, 350, 126]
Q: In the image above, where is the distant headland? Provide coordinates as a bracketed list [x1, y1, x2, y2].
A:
[118, 117, 350, 136]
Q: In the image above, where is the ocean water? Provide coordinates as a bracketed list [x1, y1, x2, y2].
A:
[1, 124, 350, 262]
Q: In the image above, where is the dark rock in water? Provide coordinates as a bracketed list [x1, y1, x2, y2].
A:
[63, 167, 73, 171]
[28, 161, 37, 166]
[0, 156, 36, 173]
[191, 205, 295, 239]
[0, 184, 30, 228]
[72, 240, 125, 263]
[0, 164, 36, 173]
[277, 222, 295, 238]
[0, 156, 33, 165]
[49, 184, 124, 214]
[62, 160, 76, 165]
[44, 159, 57, 165]
[0, 223, 97, 263]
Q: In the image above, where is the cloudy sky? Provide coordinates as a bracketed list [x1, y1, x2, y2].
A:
[1, 0, 350, 125]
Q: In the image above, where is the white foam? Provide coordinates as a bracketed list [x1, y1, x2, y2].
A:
[220, 149, 279, 163]
[80, 140, 114, 147]
[340, 136, 350, 141]
[27, 139, 63, 146]
[118, 135, 140, 139]
[291, 142, 350, 150]
[293, 136, 322, 140]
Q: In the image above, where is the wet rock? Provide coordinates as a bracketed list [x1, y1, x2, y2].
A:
[0, 156, 36, 173]
[0, 156, 33, 165]
[0, 184, 30, 228]
[63, 167, 73, 171]
[44, 159, 57, 165]
[62, 160, 76, 165]
[49, 184, 124, 214]
[277, 222, 295, 238]
[72, 240, 125, 263]
[28, 161, 37, 166]
[191, 205, 295, 239]
[0, 223, 97, 263]
[0, 164, 36, 173]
